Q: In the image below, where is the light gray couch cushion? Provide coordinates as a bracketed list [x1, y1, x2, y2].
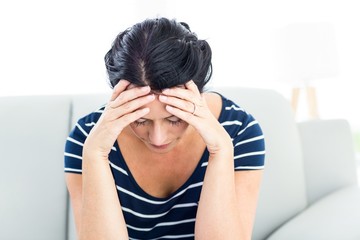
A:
[298, 119, 358, 204]
[0, 95, 71, 240]
[267, 185, 360, 240]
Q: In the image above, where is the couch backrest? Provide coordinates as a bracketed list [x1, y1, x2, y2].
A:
[298, 119, 358, 204]
[214, 87, 308, 240]
[0, 95, 71, 240]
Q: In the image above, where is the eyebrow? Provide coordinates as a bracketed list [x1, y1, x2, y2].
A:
[138, 115, 179, 120]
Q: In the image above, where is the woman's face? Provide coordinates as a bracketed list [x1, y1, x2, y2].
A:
[129, 94, 189, 154]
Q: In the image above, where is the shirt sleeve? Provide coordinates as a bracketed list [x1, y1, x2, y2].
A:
[232, 113, 265, 171]
[64, 118, 89, 174]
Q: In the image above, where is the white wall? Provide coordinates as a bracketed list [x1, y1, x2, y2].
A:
[1, 0, 360, 126]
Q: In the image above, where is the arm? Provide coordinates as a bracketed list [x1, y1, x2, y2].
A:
[65, 80, 155, 239]
[66, 168, 129, 240]
[195, 128, 263, 240]
[234, 170, 263, 238]
[195, 137, 243, 239]
[79, 148, 128, 240]
[66, 169, 128, 240]
[65, 173, 82, 238]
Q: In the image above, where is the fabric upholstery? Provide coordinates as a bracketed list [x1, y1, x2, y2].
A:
[0, 95, 71, 240]
[267, 185, 360, 240]
[298, 119, 358, 204]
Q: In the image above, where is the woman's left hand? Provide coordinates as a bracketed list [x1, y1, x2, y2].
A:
[159, 80, 232, 155]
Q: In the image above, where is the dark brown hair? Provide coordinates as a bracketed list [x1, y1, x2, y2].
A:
[104, 17, 212, 92]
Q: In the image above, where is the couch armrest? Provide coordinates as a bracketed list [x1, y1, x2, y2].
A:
[267, 185, 360, 240]
[298, 119, 358, 204]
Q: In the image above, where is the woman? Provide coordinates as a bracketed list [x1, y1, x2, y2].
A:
[65, 17, 265, 240]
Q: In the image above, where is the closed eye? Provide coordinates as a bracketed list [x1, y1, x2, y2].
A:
[133, 119, 147, 127]
[167, 116, 183, 126]
[133, 117, 183, 127]
[167, 119, 182, 126]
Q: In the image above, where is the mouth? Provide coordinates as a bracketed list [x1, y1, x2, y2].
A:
[149, 143, 170, 150]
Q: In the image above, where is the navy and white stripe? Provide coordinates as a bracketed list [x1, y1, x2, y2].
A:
[64, 93, 265, 239]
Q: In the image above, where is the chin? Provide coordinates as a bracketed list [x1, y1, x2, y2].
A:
[146, 142, 176, 154]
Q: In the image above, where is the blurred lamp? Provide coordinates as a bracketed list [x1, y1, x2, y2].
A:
[275, 22, 338, 119]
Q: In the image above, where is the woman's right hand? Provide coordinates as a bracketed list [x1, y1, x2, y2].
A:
[83, 80, 155, 159]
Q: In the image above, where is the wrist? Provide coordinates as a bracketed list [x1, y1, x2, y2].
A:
[83, 139, 110, 162]
[208, 134, 233, 158]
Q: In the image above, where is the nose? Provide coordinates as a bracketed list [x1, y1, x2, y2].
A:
[148, 122, 168, 146]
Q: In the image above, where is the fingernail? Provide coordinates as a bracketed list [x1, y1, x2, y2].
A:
[142, 108, 150, 114]
[166, 105, 174, 111]
[159, 95, 167, 101]
[141, 86, 150, 92]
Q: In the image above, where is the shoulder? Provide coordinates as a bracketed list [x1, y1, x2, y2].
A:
[207, 91, 263, 139]
[205, 91, 253, 123]
[64, 104, 106, 174]
[212, 93, 265, 170]
[70, 105, 105, 139]
[204, 92, 222, 119]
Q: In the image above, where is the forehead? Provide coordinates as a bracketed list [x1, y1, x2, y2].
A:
[141, 97, 174, 120]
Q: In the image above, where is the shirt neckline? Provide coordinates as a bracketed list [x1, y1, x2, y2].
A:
[113, 141, 209, 201]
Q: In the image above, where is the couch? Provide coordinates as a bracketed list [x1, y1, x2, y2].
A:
[1, 87, 359, 240]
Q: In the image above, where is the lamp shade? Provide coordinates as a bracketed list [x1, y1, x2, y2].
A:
[275, 22, 338, 85]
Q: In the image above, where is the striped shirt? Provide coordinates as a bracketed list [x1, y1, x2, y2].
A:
[64, 93, 265, 239]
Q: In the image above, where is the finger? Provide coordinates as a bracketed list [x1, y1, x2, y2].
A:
[165, 105, 196, 122]
[115, 107, 150, 127]
[104, 107, 150, 137]
[110, 80, 131, 101]
[185, 80, 200, 95]
[162, 87, 195, 103]
[109, 94, 155, 120]
[162, 80, 201, 102]
[159, 94, 195, 114]
[110, 85, 151, 109]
